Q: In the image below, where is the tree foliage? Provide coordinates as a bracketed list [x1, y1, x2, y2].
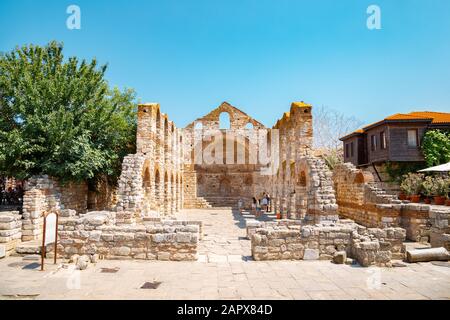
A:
[422, 129, 450, 167]
[0, 41, 137, 184]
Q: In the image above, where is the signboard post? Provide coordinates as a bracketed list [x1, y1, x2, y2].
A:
[41, 212, 59, 271]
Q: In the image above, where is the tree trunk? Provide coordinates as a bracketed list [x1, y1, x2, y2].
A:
[406, 247, 450, 263]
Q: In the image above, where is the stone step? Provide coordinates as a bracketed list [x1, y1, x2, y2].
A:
[15, 240, 42, 255]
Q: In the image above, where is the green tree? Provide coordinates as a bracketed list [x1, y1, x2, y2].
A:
[0, 41, 137, 184]
[422, 130, 450, 167]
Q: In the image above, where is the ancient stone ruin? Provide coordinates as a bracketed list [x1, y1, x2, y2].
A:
[1, 101, 449, 265]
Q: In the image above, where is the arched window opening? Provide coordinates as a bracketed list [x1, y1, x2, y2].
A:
[194, 122, 203, 130]
[219, 112, 231, 129]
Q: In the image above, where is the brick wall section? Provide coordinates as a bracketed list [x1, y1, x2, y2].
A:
[56, 211, 199, 261]
[21, 176, 87, 241]
[0, 211, 22, 257]
[250, 220, 405, 266]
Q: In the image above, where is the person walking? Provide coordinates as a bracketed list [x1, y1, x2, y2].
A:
[266, 193, 271, 212]
[261, 195, 268, 213]
[252, 197, 257, 215]
[238, 198, 244, 214]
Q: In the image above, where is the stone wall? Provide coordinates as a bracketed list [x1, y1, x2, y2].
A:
[116, 103, 184, 217]
[56, 211, 200, 261]
[182, 102, 270, 208]
[0, 211, 22, 257]
[429, 208, 450, 251]
[333, 163, 433, 242]
[250, 219, 405, 266]
[21, 176, 87, 241]
[269, 102, 338, 223]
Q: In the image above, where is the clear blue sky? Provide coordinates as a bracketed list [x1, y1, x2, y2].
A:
[1, 0, 449, 128]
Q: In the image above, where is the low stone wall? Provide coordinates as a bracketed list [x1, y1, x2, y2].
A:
[56, 211, 200, 261]
[0, 211, 22, 258]
[429, 208, 450, 251]
[250, 219, 405, 267]
[400, 204, 433, 243]
[333, 163, 434, 242]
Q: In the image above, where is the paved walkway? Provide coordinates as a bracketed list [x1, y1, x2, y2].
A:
[177, 208, 274, 262]
[0, 209, 449, 300]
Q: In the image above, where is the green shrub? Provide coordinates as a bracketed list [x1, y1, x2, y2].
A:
[421, 176, 434, 197]
[422, 130, 450, 167]
[400, 173, 424, 195]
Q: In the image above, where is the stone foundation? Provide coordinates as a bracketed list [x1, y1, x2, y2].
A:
[250, 219, 405, 267]
[56, 211, 200, 261]
[333, 163, 438, 242]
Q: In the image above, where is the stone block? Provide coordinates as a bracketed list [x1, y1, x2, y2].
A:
[157, 252, 170, 261]
[176, 232, 191, 243]
[111, 246, 131, 256]
[333, 251, 346, 264]
[303, 248, 319, 260]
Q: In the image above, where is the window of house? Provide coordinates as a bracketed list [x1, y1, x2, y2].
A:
[345, 143, 350, 158]
[380, 131, 386, 149]
[407, 129, 418, 147]
[350, 142, 354, 157]
[371, 135, 377, 151]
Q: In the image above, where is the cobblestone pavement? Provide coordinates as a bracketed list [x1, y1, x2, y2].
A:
[0, 209, 449, 300]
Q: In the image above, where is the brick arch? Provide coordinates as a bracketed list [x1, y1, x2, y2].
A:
[154, 167, 161, 185]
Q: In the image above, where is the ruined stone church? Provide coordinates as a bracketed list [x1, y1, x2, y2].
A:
[115, 101, 338, 223]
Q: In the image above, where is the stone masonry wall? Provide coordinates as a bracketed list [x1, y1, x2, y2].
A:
[21, 176, 87, 241]
[250, 219, 405, 267]
[0, 211, 22, 257]
[116, 103, 183, 217]
[333, 163, 434, 242]
[56, 211, 200, 261]
[270, 102, 338, 223]
[429, 208, 450, 251]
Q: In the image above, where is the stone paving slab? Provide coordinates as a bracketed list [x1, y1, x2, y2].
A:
[0, 257, 449, 300]
[0, 209, 449, 300]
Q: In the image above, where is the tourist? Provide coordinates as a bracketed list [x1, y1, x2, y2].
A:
[261, 195, 268, 213]
[252, 197, 257, 215]
[266, 193, 271, 212]
[238, 198, 244, 214]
